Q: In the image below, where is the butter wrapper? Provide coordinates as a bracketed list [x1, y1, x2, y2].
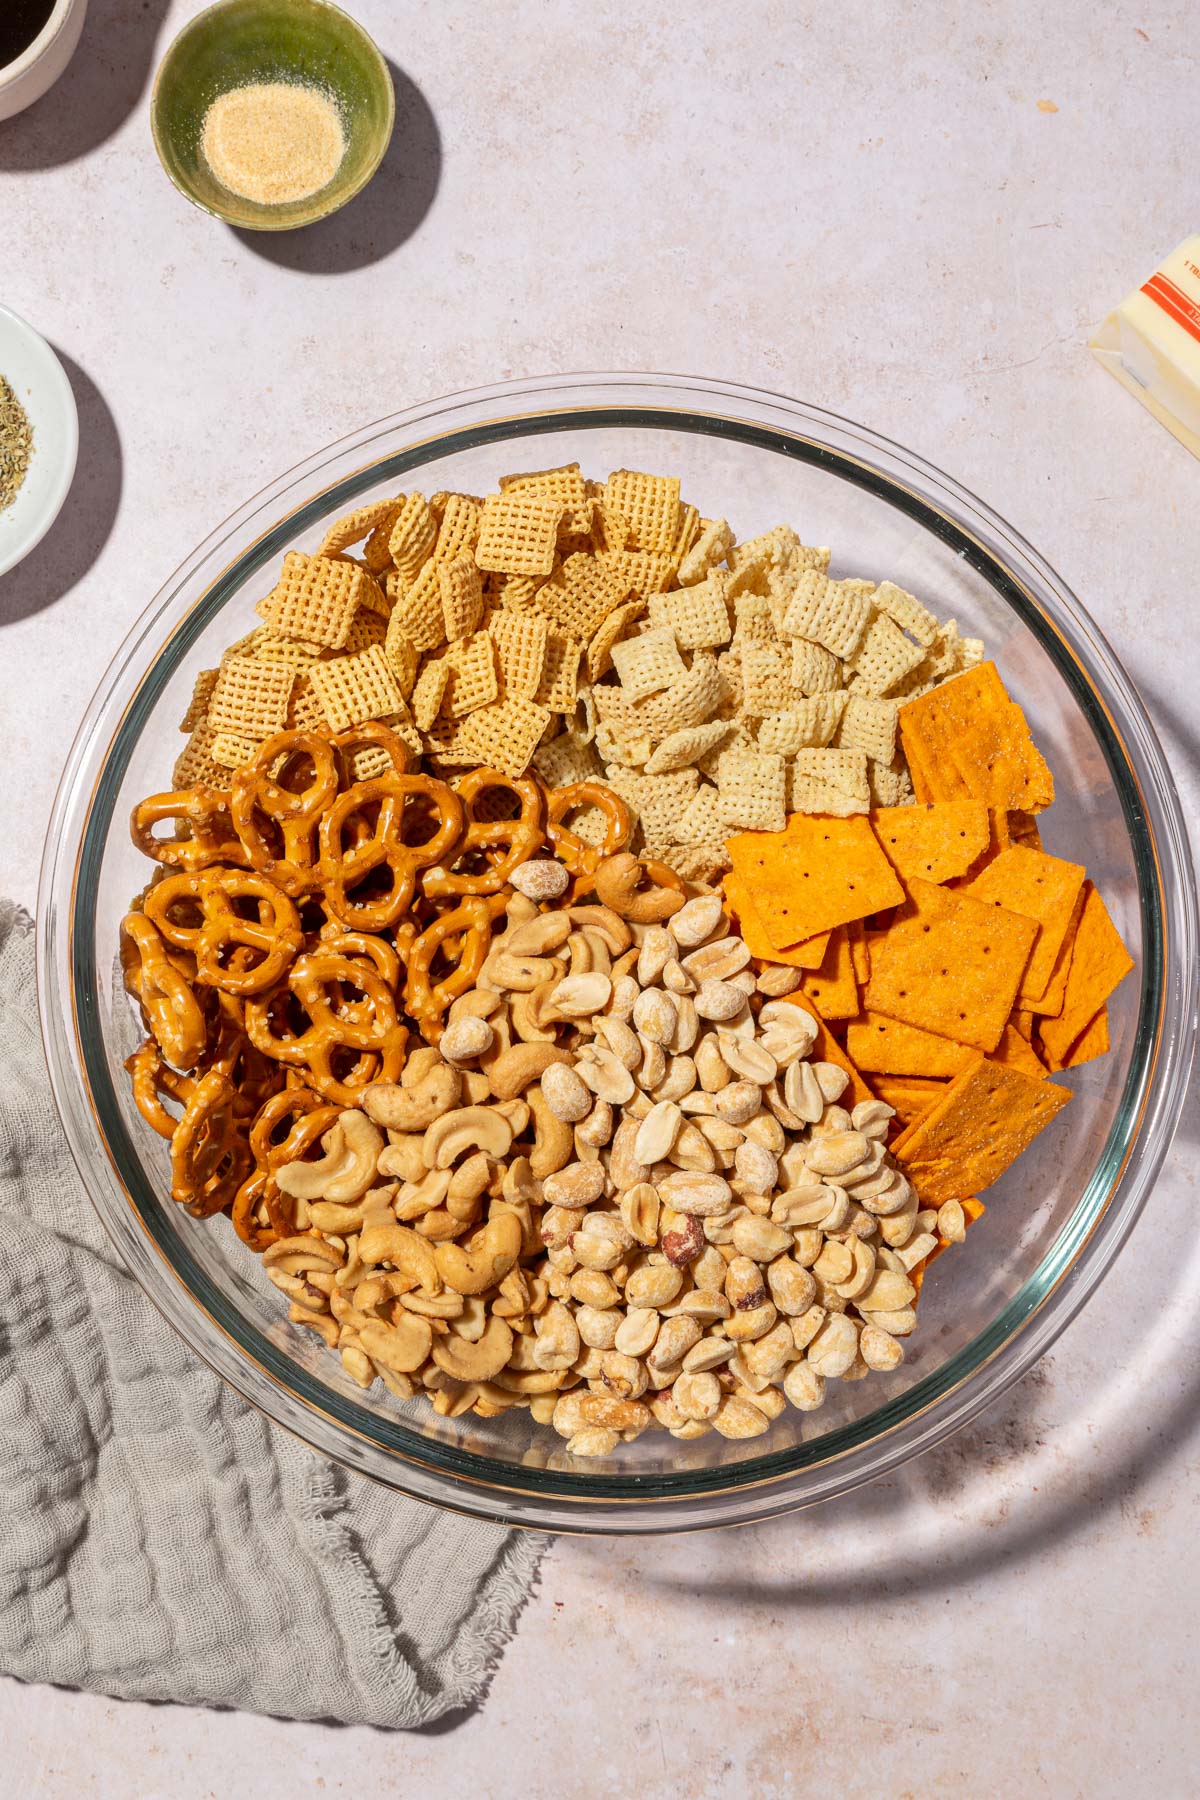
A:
[1090, 236, 1200, 460]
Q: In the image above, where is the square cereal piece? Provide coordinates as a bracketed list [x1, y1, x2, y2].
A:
[799, 925, 859, 1021]
[873, 579, 939, 647]
[534, 635, 582, 714]
[537, 552, 625, 641]
[179, 668, 218, 733]
[726, 813, 905, 948]
[715, 747, 787, 833]
[410, 657, 451, 729]
[387, 561, 446, 654]
[789, 748, 870, 816]
[638, 655, 728, 737]
[868, 756, 915, 807]
[789, 638, 843, 695]
[678, 517, 734, 585]
[433, 493, 483, 563]
[963, 845, 1086, 1006]
[607, 768, 700, 844]
[847, 614, 926, 696]
[675, 781, 725, 848]
[444, 631, 500, 718]
[894, 1053, 1072, 1205]
[587, 596, 646, 682]
[863, 875, 1038, 1053]
[870, 800, 991, 885]
[611, 626, 688, 701]
[286, 674, 327, 733]
[1036, 883, 1134, 1068]
[475, 490, 563, 576]
[499, 463, 590, 535]
[172, 722, 228, 790]
[589, 500, 631, 555]
[670, 503, 701, 568]
[383, 631, 419, 699]
[781, 573, 875, 659]
[256, 551, 383, 649]
[758, 694, 847, 754]
[602, 548, 677, 597]
[644, 719, 734, 775]
[388, 494, 439, 577]
[317, 496, 402, 559]
[602, 470, 682, 554]
[845, 1012, 973, 1078]
[211, 730, 264, 769]
[741, 641, 797, 716]
[533, 733, 604, 789]
[207, 656, 295, 739]
[308, 644, 404, 735]
[837, 694, 898, 764]
[491, 608, 550, 700]
[457, 696, 553, 780]
[438, 555, 484, 641]
[342, 609, 387, 655]
[649, 571, 733, 650]
[661, 841, 730, 883]
[724, 871, 831, 969]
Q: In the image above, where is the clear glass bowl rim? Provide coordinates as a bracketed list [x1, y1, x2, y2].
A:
[37, 372, 1198, 1534]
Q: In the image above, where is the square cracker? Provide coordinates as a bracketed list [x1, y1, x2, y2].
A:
[865, 1074, 948, 1130]
[1037, 883, 1134, 1068]
[894, 1053, 1072, 1205]
[870, 800, 991, 885]
[1060, 1004, 1110, 1069]
[963, 845, 1086, 1006]
[799, 926, 859, 1020]
[845, 1011, 974, 1078]
[899, 664, 1054, 812]
[1026, 882, 1087, 1018]
[724, 872, 832, 969]
[863, 875, 1038, 1054]
[726, 814, 905, 948]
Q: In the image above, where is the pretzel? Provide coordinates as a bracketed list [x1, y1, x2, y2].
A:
[125, 1039, 198, 1138]
[319, 772, 465, 931]
[244, 949, 408, 1105]
[130, 786, 249, 874]
[142, 868, 304, 997]
[231, 1086, 341, 1251]
[170, 1070, 254, 1215]
[544, 780, 633, 896]
[311, 926, 403, 993]
[422, 768, 544, 899]
[121, 912, 209, 1069]
[404, 892, 509, 1042]
[230, 729, 339, 895]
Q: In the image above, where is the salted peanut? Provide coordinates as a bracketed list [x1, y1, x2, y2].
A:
[660, 1211, 706, 1267]
[618, 1182, 659, 1247]
[649, 1315, 701, 1368]
[486, 950, 564, 993]
[743, 1112, 785, 1156]
[540, 1061, 592, 1122]
[805, 1130, 871, 1178]
[614, 1306, 660, 1358]
[637, 925, 673, 987]
[625, 1263, 684, 1309]
[937, 1199, 967, 1243]
[609, 1117, 651, 1191]
[551, 1390, 593, 1439]
[859, 1170, 914, 1220]
[673, 1288, 730, 1323]
[660, 958, 694, 995]
[896, 1231, 939, 1274]
[542, 1160, 606, 1210]
[812, 1062, 850, 1104]
[673, 1369, 722, 1421]
[834, 1237, 877, 1302]
[633, 986, 677, 1045]
[657, 1170, 733, 1216]
[742, 1320, 794, 1382]
[731, 1146, 777, 1205]
[510, 857, 570, 901]
[572, 1230, 625, 1272]
[694, 1033, 732, 1093]
[577, 1048, 637, 1105]
[852, 1099, 895, 1140]
[715, 1080, 762, 1125]
[782, 1060, 824, 1124]
[814, 1239, 854, 1287]
[577, 1098, 615, 1148]
[695, 980, 747, 1022]
[551, 972, 612, 1017]
[670, 894, 725, 948]
[790, 1304, 828, 1353]
[636, 1036, 668, 1091]
[681, 936, 751, 983]
[682, 1335, 736, 1372]
[595, 1015, 642, 1071]
[578, 1393, 653, 1435]
[771, 1184, 838, 1228]
[856, 1268, 916, 1312]
[723, 1256, 778, 1342]
[807, 1312, 859, 1378]
[566, 1427, 620, 1457]
[439, 1015, 495, 1065]
[840, 1140, 888, 1190]
[865, 1305, 918, 1337]
[680, 1089, 717, 1116]
[572, 1305, 619, 1351]
[692, 1244, 729, 1291]
[505, 913, 573, 958]
[859, 1322, 905, 1372]
[651, 1055, 697, 1104]
[731, 1215, 792, 1263]
[756, 965, 802, 997]
[531, 1299, 581, 1371]
[610, 974, 640, 1020]
[764, 1255, 816, 1317]
[694, 1112, 743, 1153]
[598, 1350, 649, 1400]
[635, 1099, 684, 1164]
[712, 1395, 770, 1439]
[670, 994, 700, 1053]
[783, 1361, 826, 1411]
[877, 1191, 919, 1250]
[571, 1260, 622, 1304]
[721, 1037, 777, 1085]
[740, 1384, 786, 1421]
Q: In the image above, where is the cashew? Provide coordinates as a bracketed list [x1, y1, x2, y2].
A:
[486, 1041, 573, 1101]
[435, 1212, 524, 1295]
[394, 1167, 452, 1220]
[363, 1065, 462, 1132]
[446, 988, 503, 1024]
[509, 980, 562, 1043]
[377, 1132, 428, 1182]
[447, 1151, 493, 1204]
[594, 853, 685, 923]
[526, 1085, 575, 1179]
[431, 1313, 515, 1382]
[565, 904, 633, 954]
[274, 1111, 383, 1203]
[422, 1105, 515, 1170]
[485, 950, 563, 992]
[503, 913, 573, 957]
[356, 1315, 433, 1374]
[356, 1221, 442, 1294]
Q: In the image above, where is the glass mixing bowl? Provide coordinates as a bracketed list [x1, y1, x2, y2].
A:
[38, 374, 1197, 1533]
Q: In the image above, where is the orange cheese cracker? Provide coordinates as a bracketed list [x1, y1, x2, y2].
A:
[863, 876, 1037, 1054]
[990, 1021, 1048, 1079]
[723, 872, 831, 969]
[1037, 883, 1134, 1068]
[899, 663, 1054, 814]
[845, 1011, 973, 1078]
[798, 926, 859, 1020]
[848, 917, 871, 986]
[870, 799, 990, 885]
[1026, 883, 1087, 1018]
[726, 813, 904, 949]
[783, 993, 875, 1109]
[895, 1053, 1073, 1205]
[963, 845, 1086, 1006]
[866, 1074, 948, 1129]
[1060, 1005, 1110, 1069]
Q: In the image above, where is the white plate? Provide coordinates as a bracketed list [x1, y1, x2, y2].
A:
[0, 303, 79, 578]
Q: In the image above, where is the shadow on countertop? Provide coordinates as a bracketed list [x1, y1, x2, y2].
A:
[0, 0, 171, 171]
[232, 63, 441, 275]
[0, 351, 121, 626]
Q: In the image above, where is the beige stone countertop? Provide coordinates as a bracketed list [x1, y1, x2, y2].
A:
[1, 1, 1197, 1793]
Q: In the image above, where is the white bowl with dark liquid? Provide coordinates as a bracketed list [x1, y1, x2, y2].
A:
[0, 0, 89, 122]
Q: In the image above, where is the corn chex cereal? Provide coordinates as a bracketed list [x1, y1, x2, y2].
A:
[602, 470, 681, 554]
[846, 614, 926, 695]
[438, 555, 484, 640]
[207, 656, 294, 739]
[715, 747, 787, 833]
[611, 626, 688, 701]
[533, 733, 604, 789]
[870, 800, 991, 885]
[433, 493, 483, 563]
[644, 720, 733, 775]
[740, 641, 797, 716]
[211, 730, 264, 769]
[441, 632, 499, 719]
[837, 694, 898, 764]
[678, 517, 733, 585]
[256, 551, 383, 649]
[874, 580, 939, 648]
[308, 644, 403, 735]
[727, 814, 904, 948]
[389, 561, 447, 655]
[603, 548, 676, 597]
[317, 496, 400, 559]
[894, 1053, 1072, 1205]
[457, 696, 552, 780]
[608, 767, 700, 844]
[384, 632, 419, 699]
[757, 694, 846, 754]
[868, 756, 916, 807]
[637, 656, 728, 738]
[534, 635, 582, 714]
[343, 609, 387, 655]
[781, 573, 875, 660]
[179, 669, 218, 733]
[647, 571, 733, 650]
[789, 748, 870, 816]
[536, 553, 626, 641]
[499, 463, 590, 536]
[864, 876, 1038, 1054]
[172, 722, 228, 790]
[387, 494, 439, 578]
[491, 608, 550, 700]
[789, 638, 842, 696]
[674, 781, 724, 848]
[286, 674, 327, 733]
[475, 490, 563, 577]
[587, 597, 646, 682]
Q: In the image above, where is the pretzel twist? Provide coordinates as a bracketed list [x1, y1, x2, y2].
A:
[125, 1039, 198, 1138]
[244, 949, 408, 1106]
[130, 786, 248, 875]
[230, 730, 339, 895]
[170, 1069, 254, 1215]
[404, 892, 509, 1043]
[231, 1086, 342, 1251]
[544, 781, 633, 896]
[142, 868, 304, 996]
[319, 772, 465, 931]
[120, 912, 209, 1069]
[422, 769, 544, 899]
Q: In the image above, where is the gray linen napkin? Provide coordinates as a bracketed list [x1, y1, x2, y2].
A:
[0, 900, 545, 1726]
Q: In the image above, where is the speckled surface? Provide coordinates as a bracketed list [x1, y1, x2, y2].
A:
[1, 1, 1198, 1793]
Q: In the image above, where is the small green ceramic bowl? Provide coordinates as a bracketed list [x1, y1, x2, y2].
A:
[151, 0, 394, 231]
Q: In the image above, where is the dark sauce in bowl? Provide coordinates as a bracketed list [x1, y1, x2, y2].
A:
[1, 0, 57, 69]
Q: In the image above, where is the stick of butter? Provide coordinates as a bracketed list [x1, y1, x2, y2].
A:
[1090, 236, 1200, 460]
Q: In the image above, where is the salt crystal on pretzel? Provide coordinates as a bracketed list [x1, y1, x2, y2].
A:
[757, 693, 846, 753]
[443, 631, 500, 718]
[491, 607, 550, 700]
[438, 554, 484, 640]
[715, 747, 787, 833]
[457, 696, 553, 780]
[602, 469, 682, 554]
[208, 656, 295, 740]
[475, 490, 564, 576]
[256, 551, 384, 649]
[308, 644, 404, 734]
[677, 516, 734, 585]
[610, 626, 687, 701]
